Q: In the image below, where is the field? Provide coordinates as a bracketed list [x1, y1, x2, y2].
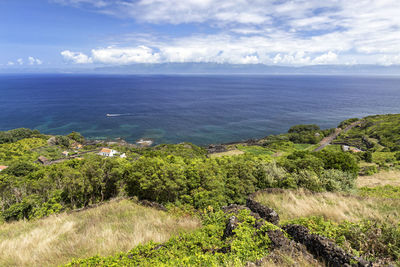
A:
[0, 199, 199, 267]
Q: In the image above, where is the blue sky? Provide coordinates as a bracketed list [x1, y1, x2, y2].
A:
[1, 0, 400, 69]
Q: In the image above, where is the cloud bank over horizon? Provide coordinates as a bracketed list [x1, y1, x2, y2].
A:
[58, 0, 400, 66]
[3, 1, 400, 67]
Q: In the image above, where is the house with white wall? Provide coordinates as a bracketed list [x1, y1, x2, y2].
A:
[99, 148, 118, 157]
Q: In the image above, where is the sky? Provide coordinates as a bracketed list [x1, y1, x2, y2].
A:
[1, 0, 400, 69]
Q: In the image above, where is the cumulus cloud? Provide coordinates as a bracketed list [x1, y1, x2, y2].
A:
[61, 50, 93, 64]
[312, 51, 338, 65]
[55, 0, 400, 65]
[91, 46, 161, 64]
[17, 58, 24, 65]
[28, 56, 43, 65]
[7, 61, 15, 66]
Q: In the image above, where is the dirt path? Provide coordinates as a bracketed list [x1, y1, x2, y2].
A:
[313, 120, 362, 152]
[45, 150, 98, 165]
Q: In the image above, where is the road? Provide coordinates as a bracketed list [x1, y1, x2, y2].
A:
[313, 121, 362, 152]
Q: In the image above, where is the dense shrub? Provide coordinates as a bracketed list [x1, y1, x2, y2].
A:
[0, 128, 41, 144]
[338, 118, 359, 129]
[288, 124, 320, 133]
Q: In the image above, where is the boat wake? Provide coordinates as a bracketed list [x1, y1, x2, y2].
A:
[106, 113, 134, 117]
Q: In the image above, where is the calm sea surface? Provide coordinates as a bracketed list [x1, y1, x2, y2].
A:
[1, 74, 400, 145]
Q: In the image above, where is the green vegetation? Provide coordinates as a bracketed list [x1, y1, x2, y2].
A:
[336, 114, 400, 152]
[338, 118, 359, 129]
[0, 128, 44, 144]
[0, 127, 361, 222]
[66, 209, 276, 267]
[1, 113, 400, 266]
[284, 216, 400, 263]
[358, 185, 400, 199]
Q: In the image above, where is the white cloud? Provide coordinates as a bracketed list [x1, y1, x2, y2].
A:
[91, 46, 161, 64]
[7, 61, 15, 66]
[55, 0, 400, 65]
[379, 54, 400, 66]
[51, 0, 108, 8]
[28, 56, 43, 65]
[17, 58, 24, 65]
[312, 51, 338, 64]
[61, 50, 93, 64]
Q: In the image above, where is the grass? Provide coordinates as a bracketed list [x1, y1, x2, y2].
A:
[358, 185, 400, 199]
[208, 149, 245, 158]
[237, 145, 274, 156]
[293, 143, 315, 151]
[356, 169, 400, 187]
[254, 189, 399, 225]
[320, 144, 342, 152]
[0, 199, 200, 267]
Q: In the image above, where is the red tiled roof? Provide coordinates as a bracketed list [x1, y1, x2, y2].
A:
[100, 148, 112, 153]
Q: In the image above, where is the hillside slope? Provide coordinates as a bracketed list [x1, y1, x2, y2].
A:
[0, 199, 199, 267]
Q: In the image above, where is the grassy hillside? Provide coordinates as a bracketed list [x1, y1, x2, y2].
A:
[0, 199, 199, 267]
[255, 188, 399, 224]
[1, 114, 400, 266]
[254, 174, 400, 265]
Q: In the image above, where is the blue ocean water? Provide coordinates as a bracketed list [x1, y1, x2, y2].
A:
[1, 74, 400, 145]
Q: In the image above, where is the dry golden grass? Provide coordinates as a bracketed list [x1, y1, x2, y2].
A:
[357, 170, 400, 187]
[0, 199, 200, 267]
[208, 149, 244, 158]
[255, 189, 399, 224]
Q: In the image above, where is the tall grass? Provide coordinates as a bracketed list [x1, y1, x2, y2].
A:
[255, 189, 399, 224]
[356, 169, 400, 187]
[0, 199, 199, 267]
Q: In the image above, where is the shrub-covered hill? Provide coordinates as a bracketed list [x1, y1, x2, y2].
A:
[335, 113, 400, 152]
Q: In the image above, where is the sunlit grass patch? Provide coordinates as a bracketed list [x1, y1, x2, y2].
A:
[0, 199, 200, 267]
[356, 170, 400, 187]
[254, 189, 399, 224]
[208, 149, 245, 158]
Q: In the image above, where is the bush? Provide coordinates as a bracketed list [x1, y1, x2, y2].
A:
[0, 128, 41, 144]
[55, 135, 70, 148]
[288, 124, 320, 133]
[361, 165, 378, 176]
[284, 216, 400, 262]
[319, 169, 356, 191]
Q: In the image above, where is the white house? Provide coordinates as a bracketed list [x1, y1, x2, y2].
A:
[0, 165, 8, 172]
[120, 153, 127, 158]
[99, 148, 118, 157]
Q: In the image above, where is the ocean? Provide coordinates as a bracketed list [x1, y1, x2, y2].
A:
[1, 74, 400, 146]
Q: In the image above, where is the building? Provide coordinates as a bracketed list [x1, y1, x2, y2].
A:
[72, 143, 83, 150]
[98, 148, 118, 157]
[38, 156, 49, 165]
[350, 147, 363, 153]
[120, 153, 127, 158]
[0, 165, 8, 172]
[342, 145, 362, 153]
[62, 151, 69, 157]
